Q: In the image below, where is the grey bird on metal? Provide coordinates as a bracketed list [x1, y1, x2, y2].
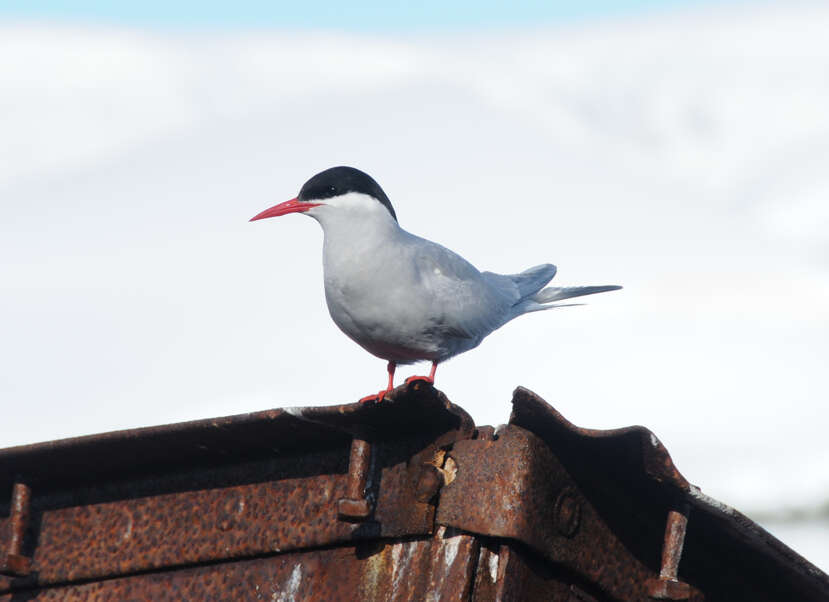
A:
[251, 166, 621, 402]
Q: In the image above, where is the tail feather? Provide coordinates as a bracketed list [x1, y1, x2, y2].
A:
[509, 264, 557, 299]
[533, 285, 622, 304]
[521, 302, 585, 313]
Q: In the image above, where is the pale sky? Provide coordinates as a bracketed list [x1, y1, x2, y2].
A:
[1, 0, 733, 29]
[2, 0, 828, 569]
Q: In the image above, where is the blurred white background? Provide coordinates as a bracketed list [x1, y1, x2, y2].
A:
[2, 0, 828, 570]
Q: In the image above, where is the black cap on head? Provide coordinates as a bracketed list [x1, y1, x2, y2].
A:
[298, 166, 397, 221]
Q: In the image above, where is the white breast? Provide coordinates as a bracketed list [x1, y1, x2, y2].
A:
[307, 192, 508, 363]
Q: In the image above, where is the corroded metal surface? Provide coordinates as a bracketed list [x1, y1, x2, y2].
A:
[0, 381, 474, 592]
[510, 387, 689, 490]
[0, 380, 472, 494]
[508, 386, 829, 602]
[682, 487, 829, 602]
[296, 379, 475, 444]
[31, 473, 354, 583]
[0, 382, 827, 600]
[436, 424, 703, 601]
[472, 540, 607, 602]
[0, 527, 479, 601]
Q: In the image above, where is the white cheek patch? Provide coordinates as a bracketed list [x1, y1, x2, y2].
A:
[324, 192, 382, 213]
[307, 191, 398, 230]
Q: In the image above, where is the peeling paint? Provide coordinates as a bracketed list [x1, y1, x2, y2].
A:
[441, 531, 461, 570]
[488, 550, 499, 583]
[360, 545, 386, 600]
[272, 564, 302, 602]
[688, 485, 736, 517]
[442, 456, 457, 485]
[421, 527, 468, 601]
[389, 542, 404, 600]
[389, 540, 421, 601]
[1, 381, 826, 601]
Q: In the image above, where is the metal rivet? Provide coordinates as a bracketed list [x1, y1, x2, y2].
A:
[554, 487, 581, 538]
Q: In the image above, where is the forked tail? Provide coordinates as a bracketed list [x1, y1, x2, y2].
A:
[533, 285, 622, 304]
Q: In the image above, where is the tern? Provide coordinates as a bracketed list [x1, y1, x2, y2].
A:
[251, 166, 620, 402]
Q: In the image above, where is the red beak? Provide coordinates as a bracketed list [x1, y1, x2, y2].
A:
[249, 198, 320, 222]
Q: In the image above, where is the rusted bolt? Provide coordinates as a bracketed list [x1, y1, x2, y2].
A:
[344, 439, 371, 500]
[554, 487, 581, 538]
[659, 508, 688, 581]
[647, 505, 692, 600]
[0, 482, 33, 577]
[337, 438, 373, 521]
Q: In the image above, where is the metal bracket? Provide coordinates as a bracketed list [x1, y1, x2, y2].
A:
[336, 434, 462, 521]
[333, 382, 477, 525]
[0, 483, 32, 577]
[436, 425, 704, 601]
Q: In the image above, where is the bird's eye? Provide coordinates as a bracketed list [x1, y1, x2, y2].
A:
[328, 185, 337, 194]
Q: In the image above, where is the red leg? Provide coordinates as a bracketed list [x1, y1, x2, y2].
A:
[405, 361, 438, 386]
[386, 360, 396, 392]
[359, 361, 396, 404]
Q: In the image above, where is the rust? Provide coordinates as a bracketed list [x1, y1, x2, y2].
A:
[337, 498, 372, 521]
[660, 508, 689, 581]
[506, 386, 829, 601]
[509, 387, 689, 490]
[414, 449, 451, 503]
[474, 426, 496, 441]
[647, 506, 692, 600]
[0, 380, 476, 592]
[0, 527, 481, 601]
[553, 486, 581, 538]
[471, 539, 606, 602]
[0, 483, 32, 577]
[0, 382, 828, 600]
[344, 439, 372, 501]
[414, 464, 443, 503]
[647, 578, 693, 600]
[295, 380, 475, 443]
[338, 438, 373, 521]
[436, 424, 700, 600]
[29, 472, 354, 584]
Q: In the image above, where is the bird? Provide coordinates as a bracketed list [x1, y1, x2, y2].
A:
[251, 166, 621, 403]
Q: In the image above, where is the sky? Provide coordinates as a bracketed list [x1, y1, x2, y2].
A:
[0, 0, 732, 30]
[2, 0, 829, 572]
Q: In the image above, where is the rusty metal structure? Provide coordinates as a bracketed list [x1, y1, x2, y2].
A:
[1, 382, 827, 600]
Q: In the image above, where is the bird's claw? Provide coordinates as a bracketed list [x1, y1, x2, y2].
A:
[405, 375, 434, 385]
[358, 389, 389, 404]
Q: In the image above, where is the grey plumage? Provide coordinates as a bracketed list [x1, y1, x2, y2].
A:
[251, 166, 622, 381]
